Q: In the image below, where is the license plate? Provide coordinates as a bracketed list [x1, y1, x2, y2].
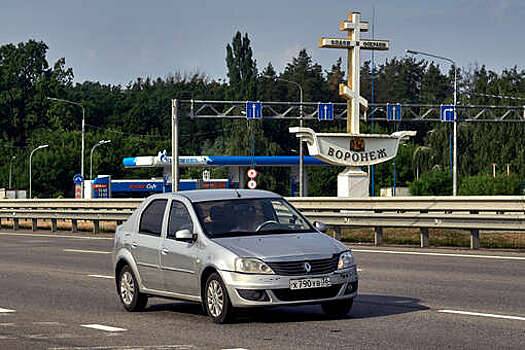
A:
[289, 277, 331, 290]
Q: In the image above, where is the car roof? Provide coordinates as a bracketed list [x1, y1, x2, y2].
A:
[147, 189, 281, 203]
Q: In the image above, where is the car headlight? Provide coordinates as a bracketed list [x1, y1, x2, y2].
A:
[235, 258, 275, 274]
[337, 251, 355, 270]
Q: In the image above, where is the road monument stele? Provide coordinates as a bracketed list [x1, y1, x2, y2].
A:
[290, 10, 416, 197]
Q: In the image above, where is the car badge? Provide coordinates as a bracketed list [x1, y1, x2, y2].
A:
[304, 262, 312, 273]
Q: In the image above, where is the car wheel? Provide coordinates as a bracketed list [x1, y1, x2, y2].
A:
[204, 273, 234, 324]
[118, 265, 148, 312]
[321, 298, 353, 317]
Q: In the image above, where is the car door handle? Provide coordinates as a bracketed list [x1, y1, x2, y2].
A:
[161, 248, 169, 255]
[131, 242, 138, 249]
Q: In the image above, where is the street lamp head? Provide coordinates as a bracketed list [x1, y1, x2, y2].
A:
[39, 144, 49, 150]
[405, 49, 418, 55]
[261, 74, 275, 80]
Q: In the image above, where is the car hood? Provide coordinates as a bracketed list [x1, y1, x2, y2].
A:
[212, 232, 345, 261]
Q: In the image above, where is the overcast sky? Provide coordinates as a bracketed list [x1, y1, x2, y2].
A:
[2, 0, 523, 85]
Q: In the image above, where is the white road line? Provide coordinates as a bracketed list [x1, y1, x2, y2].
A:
[49, 345, 194, 350]
[357, 268, 363, 272]
[81, 324, 127, 332]
[33, 321, 62, 325]
[0, 232, 112, 240]
[351, 248, 525, 261]
[63, 249, 111, 254]
[0, 308, 15, 313]
[88, 274, 114, 279]
[438, 309, 525, 321]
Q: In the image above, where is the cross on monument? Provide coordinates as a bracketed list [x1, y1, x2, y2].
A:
[319, 11, 389, 134]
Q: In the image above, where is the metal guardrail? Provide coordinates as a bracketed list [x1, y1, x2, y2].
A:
[0, 196, 524, 249]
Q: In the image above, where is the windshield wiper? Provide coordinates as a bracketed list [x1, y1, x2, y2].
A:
[211, 230, 254, 238]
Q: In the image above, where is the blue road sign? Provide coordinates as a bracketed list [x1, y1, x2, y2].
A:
[440, 104, 455, 122]
[73, 174, 84, 185]
[318, 103, 334, 121]
[246, 101, 262, 119]
[386, 103, 402, 121]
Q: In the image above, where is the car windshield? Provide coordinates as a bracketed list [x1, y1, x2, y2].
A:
[193, 198, 313, 238]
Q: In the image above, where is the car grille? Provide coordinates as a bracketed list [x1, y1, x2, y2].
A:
[266, 255, 339, 276]
[272, 284, 343, 302]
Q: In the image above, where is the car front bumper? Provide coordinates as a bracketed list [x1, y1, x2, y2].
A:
[219, 265, 358, 307]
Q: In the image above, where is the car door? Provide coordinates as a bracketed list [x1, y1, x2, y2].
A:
[161, 200, 199, 296]
[132, 199, 167, 291]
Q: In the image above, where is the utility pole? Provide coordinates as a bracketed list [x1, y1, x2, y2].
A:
[46, 97, 86, 197]
[29, 144, 49, 198]
[171, 99, 179, 192]
[8, 156, 16, 189]
[406, 49, 458, 195]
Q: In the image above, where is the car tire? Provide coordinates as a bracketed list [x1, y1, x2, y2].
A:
[117, 265, 148, 312]
[204, 272, 234, 324]
[321, 298, 353, 317]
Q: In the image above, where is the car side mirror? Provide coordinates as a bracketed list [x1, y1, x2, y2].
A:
[175, 229, 195, 242]
[313, 221, 327, 233]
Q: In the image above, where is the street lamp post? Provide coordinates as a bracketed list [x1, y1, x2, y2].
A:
[29, 144, 49, 198]
[262, 75, 305, 196]
[46, 97, 86, 196]
[406, 49, 458, 196]
[90, 140, 112, 179]
[8, 156, 16, 189]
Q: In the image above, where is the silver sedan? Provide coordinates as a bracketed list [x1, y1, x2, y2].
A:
[113, 189, 358, 323]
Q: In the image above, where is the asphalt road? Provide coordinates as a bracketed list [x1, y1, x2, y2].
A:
[0, 231, 524, 350]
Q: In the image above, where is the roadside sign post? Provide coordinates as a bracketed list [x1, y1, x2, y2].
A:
[247, 168, 257, 189]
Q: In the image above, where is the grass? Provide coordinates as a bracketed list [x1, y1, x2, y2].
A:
[331, 227, 525, 250]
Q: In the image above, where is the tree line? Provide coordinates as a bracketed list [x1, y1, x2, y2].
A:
[0, 34, 524, 197]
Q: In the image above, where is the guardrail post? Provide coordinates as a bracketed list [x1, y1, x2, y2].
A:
[32, 219, 37, 232]
[420, 228, 430, 248]
[51, 219, 58, 232]
[12, 218, 19, 231]
[333, 226, 342, 240]
[93, 220, 100, 234]
[0, 217, 3, 230]
[71, 219, 78, 233]
[470, 229, 480, 249]
[374, 227, 383, 246]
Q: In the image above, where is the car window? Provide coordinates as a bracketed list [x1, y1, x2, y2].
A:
[193, 198, 312, 238]
[168, 201, 194, 239]
[139, 199, 167, 237]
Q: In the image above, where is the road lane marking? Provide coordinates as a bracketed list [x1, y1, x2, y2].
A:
[81, 324, 127, 332]
[88, 274, 114, 279]
[438, 309, 525, 321]
[351, 248, 525, 261]
[64, 249, 111, 254]
[357, 268, 363, 272]
[0, 232, 112, 240]
[33, 321, 62, 325]
[49, 345, 195, 350]
[0, 308, 15, 313]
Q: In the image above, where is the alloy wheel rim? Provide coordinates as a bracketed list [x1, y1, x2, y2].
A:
[120, 271, 135, 305]
[207, 280, 224, 318]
